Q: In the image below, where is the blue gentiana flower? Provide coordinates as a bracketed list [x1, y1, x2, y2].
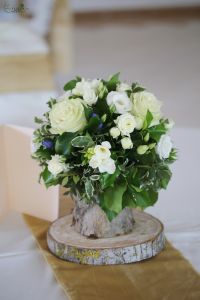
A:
[42, 139, 54, 149]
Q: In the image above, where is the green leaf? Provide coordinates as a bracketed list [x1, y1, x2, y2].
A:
[106, 73, 120, 91]
[148, 123, 167, 142]
[34, 117, 43, 124]
[101, 182, 127, 215]
[157, 165, 172, 189]
[41, 167, 58, 188]
[100, 167, 120, 189]
[122, 189, 137, 208]
[143, 110, 153, 129]
[85, 179, 94, 199]
[71, 135, 94, 148]
[55, 132, 76, 156]
[84, 105, 93, 121]
[133, 189, 158, 208]
[62, 176, 69, 186]
[63, 79, 78, 91]
[73, 175, 80, 184]
[34, 147, 52, 160]
[132, 83, 145, 93]
[86, 115, 101, 133]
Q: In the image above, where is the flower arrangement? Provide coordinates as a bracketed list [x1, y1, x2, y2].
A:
[32, 73, 177, 221]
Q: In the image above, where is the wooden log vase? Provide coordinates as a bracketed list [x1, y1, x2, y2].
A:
[47, 208, 165, 265]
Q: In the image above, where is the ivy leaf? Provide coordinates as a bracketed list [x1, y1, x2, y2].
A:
[101, 182, 127, 215]
[63, 79, 79, 91]
[71, 135, 94, 148]
[62, 176, 69, 186]
[55, 132, 76, 156]
[85, 179, 94, 199]
[34, 147, 52, 160]
[41, 167, 58, 188]
[106, 73, 120, 91]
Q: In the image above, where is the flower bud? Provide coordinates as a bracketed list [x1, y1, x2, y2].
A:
[137, 145, 149, 155]
[121, 137, 133, 149]
[110, 127, 120, 138]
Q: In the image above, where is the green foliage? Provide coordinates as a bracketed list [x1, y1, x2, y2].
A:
[55, 132, 76, 156]
[143, 110, 153, 129]
[100, 167, 120, 189]
[71, 135, 94, 148]
[148, 123, 167, 142]
[63, 79, 80, 91]
[41, 167, 58, 188]
[100, 182, 127, 220]
[106, 72, 120, 91]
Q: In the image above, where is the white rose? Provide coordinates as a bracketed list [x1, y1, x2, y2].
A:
[131, 91, 162, 125]
[49, 99, 86, 135]
[98, 158, 116, 174]
[110, 127, 120, 138]
[115, 113, 136, 136]
[47, 155, 66, 176]
[106, 91, 132, 114]
[156, 134, 172, 159]
[121, 137, 133, 149]
[72, 79, 98, 105]
[116, 82, 131, 92]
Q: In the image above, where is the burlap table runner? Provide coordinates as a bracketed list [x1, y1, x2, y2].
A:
[23, 214, 200, 300]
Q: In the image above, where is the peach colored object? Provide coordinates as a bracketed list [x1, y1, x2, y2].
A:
[0, 125, 59, 221]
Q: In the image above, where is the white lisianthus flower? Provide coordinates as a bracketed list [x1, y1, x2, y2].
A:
[156, 135, 172, 159]
[110, 127, 120, 138]
[121, 137, 133, 149]
[131, 91, 162, 126]
[72, 79, 98, 105]
[98, 158, 116, 174]
[49, 99, 86, 135]
[91, 79, 101, 91]
[89, 142, 116, 174]
[116, 82, 131, 92]
[83, 88, 97, 105]
[47, 155, 67, 176]
[115, 113, 137, 136]
[106, 91, 132, 114]
[94, 144, 111, 160]
[101, 141, 111, 149]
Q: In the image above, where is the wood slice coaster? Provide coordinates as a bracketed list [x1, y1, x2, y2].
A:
[47, 209, 165, 265]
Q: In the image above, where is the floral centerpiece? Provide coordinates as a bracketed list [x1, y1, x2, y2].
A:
[32, 73, 176, 238]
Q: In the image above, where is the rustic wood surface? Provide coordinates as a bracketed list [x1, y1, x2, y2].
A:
[47, 209, 165, 265]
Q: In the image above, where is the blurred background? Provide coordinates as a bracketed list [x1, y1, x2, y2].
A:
[0, 0, 200, 128]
